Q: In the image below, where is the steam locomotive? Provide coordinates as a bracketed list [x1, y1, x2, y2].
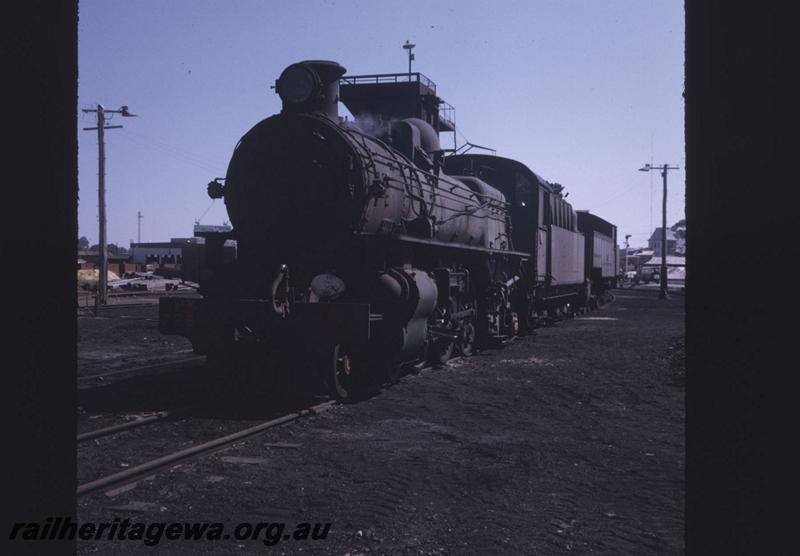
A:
[159, 60, 617, 399]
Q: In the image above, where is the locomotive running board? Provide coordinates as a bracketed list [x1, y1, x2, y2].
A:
[383, 234, 532, 258]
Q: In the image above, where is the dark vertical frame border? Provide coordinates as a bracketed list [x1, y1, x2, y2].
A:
[1, 2, 794, 554]
[2, 1, 78, 554]
[686, 3, 793, 554]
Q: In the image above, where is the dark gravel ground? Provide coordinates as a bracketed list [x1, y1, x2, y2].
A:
[77, 289, 684, 555]
[77, 304, 195, 379]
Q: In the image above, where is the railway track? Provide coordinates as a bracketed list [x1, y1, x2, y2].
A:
[76, 350, 465, 497]
[77, 293, 199, 314]
[78, 357, 207, 440]
[77, 293, 615, 497]
[77, 410, 179, 442]
[77, 400, 337, 497]
[77, 341, 531, 497]
[78, 355, 205, 384]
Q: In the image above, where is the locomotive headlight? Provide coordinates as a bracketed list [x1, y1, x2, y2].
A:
[277, 65, 317, 104]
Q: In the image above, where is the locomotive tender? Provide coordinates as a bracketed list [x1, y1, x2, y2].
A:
[159, 60, 617, 398]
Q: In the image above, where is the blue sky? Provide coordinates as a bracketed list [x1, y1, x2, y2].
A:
[78, 0, 684, 248]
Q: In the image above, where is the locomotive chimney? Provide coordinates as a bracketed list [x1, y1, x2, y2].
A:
[275, 60, 346, 119]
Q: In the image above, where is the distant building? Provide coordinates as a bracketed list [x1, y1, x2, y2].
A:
[642, 255, 687, 285]
[77, 250, 136, 276]
[193, 223, 232, 235]
[129, 242, 186, 266]
[129, 227, 236, 282]
[619, 246, 641, 272]
[648, 228, 678, 257]
[621, 248, 653, 275]
[641, 255, 686, 269]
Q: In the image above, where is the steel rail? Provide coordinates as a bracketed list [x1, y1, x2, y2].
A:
[77, 400, 337, 497]
[78, 355, 205, 383]
[77, 411, 173, 442]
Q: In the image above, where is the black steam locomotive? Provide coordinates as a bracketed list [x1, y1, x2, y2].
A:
[159, 60, 617, 399]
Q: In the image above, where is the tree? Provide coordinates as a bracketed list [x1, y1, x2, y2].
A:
[104, 244, 128, 256]
[671, 219, 686, 239]
[90, 243, 120, 255]
[78, 236, 89, 250]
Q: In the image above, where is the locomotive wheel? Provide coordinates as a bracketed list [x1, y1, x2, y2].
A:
[428, 300, 461, 365]
[429, 338, 454, 365]
[329, 343, 355, 401]
[457, 321, 476, 357]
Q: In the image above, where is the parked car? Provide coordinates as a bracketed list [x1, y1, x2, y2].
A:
[640, 267, 658, 283]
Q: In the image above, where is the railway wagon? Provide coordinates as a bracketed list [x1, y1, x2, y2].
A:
[576, 210, 618, 295]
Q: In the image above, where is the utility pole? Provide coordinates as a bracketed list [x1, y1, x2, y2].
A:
[137, 211, 143, 243]
[402, 40, 415, 77]
[639, 163, 679, 300]
[82, 104, 137, 310]
[624, 234, 632, 277]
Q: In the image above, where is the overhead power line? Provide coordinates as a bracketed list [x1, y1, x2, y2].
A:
[115, 130, 224, 174]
